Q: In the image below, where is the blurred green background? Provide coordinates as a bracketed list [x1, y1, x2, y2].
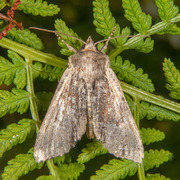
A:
[0, 0, 180, 179]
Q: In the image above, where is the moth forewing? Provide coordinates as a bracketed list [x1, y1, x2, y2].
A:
[34, 35, 144, 163]
[34, 67, 88, 163]
[105, 68, 144, 163]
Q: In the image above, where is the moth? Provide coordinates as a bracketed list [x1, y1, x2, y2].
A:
[33, 28, 144, 163]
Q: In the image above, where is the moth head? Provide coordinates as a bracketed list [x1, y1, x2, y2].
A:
[80, 36, 97, 52]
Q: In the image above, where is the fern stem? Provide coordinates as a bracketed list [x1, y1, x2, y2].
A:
[138, 163, 146, 180]
[133, 98, 146, 180]
[25, 57, 40, 131]
[121, 81, 180, 114]
[109, 14, 180, 59]
[0, 37, 68, 69]
[133, 97, 140, 128]
[47, 159, 61, 180]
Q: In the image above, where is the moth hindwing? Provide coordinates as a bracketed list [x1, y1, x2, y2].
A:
[34, 35, 144, 163]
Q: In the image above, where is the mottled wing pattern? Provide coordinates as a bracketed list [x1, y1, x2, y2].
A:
[34, 68, 87, 163]
[92, 68, 144, 163]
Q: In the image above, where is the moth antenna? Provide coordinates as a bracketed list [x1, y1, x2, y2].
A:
[29, 27, 86, 52]
[95, 34, 150, 46]
[55, 32, 77, 52]
[99, 26, 116, 52]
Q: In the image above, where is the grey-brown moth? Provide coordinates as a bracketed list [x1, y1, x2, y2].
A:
[34, 30, 144, 163]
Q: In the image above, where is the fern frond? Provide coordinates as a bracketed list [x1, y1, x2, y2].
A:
[0, 50, 26, 89]
[31, 62, 42, 79]
[143, 149, 173, 171]
[1, 148, 43, 180]
[7, 28, 44, 50]
[40, 65, 64, 81]
[36, 176, 53, 180]
[53, 154, 71, 165]
[158, 24, 180, 35]
[91, 159, 138, 180]
[93, 0, 131, 47]
[55, 19, 83, 56]
[155, 0, 179, 21]
[155, 0, 180, 35]
[0, 88, 30, 117]
[32, 63, 65, 81]
[163, 58, 180, 99]
[36, 91, 53, 111]
[77, 140, 108, 163]
[146, 173, 170, 180]
[18, 0, 60, 17]
[122, 0, 152, 33]
[111, 56, 155, 92]
[8, 50, 27, 89]
[56, 163, 85, 180]
[140, 101, 180, 121]
[125, 94, 134, 112]
[0, 1, 6, 10]
[129, 37, 154, 53]
[0, 119, 36, 158]
[140, 128, 165, 145]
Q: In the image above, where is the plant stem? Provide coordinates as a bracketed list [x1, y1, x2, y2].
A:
[133, 97, 145, 180]
[133, 97, 140, 127]
[109, 14, 180, 59]
[138, 163, 146, 180]
[121, 81, 180, 114]
[25, 57, 40, 131]
[0, 37, 68, 69]
[47, 160, 61, 180]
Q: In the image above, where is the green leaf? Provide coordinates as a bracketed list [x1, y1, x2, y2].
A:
[4, 0, 16, 7]
[140, 101, 180, 121]
[77, 140, 108, 163]
[143, 149, 173, 171]
[146, 173, 170, 180]
[111, 56, 155, 92]
[55, 163, 85, 180]
[8, 50, 27, 89]
[36, 91, 53, 111]
[0, 0, 6, 10]
[18, 0, 60, 17]
[55, 19, 83, 56]
[36, 176, 53, 180]
[122, 0, 152, 33]
[140, 128, 165, 145]
[163, 58, 180, 99]
[32, 63, 65, 81]
[53, 154, 72, 165]
[91, 159, 138, 180]
[0, 119, 36, 158]
[1, 148, 43, 180]
[0, 88, 30, 117]
[7, 28, 44, 50]
[93, 0, 131, 47]
[40, 65, 64, 81]
[0, 50, 26, 89]
[129, 37, 154, 53]
[158, 24, 180, 35]
[155, 0, 179, 21]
